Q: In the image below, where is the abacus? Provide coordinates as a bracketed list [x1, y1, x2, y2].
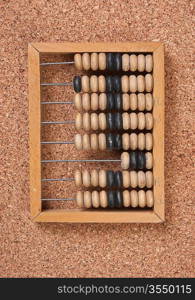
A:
[29, 42, 164, 223]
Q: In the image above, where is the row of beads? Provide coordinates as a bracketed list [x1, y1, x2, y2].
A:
[74, 133, 153, 151]
[74, 170, 153, 188]
[75, 112, 153, 131]
[74, 53, 153, 72]
[73, 74, 153, 93]
[74, 93, 153, 112]
[76, 190, 154, 208]
[120, 151, 152, 170]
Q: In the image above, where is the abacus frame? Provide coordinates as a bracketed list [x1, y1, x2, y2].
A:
[29, 42, 164, 223]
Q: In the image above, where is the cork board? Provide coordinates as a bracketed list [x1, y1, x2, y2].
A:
[0, 0, 194, 277]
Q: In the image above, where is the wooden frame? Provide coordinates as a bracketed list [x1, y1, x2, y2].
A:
[29, 42, 164, 223]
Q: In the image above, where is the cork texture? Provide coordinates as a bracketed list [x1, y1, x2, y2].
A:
[0, 0, 194, 277]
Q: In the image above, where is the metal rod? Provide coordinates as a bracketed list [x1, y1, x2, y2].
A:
[41, 101, 73, 104]
[41, 121, 75, 125]
[41, 198, 75, 201]
[41, 82, 72, 86]
[41, 141, 74, 145]
[40, 61, 74, 66]
[41, 159, 121, 163]
[41, 178, 74, 182]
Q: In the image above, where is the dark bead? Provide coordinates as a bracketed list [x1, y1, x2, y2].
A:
[115, 191, 123, 208]
[106, 53, 115, 71]
[115, 113, 122, 130]
[137, 151, 146, 170]
[106, 133, 115, 149]
[106, 113, 114, 130]
[73, 76, 81, 93]
[108, 191, 115, 208]
[130, 151, 137, 170]
[113, 76, 121, 92]
[106, 76, 113, 92]
[107, 170, 115, 187]
[114, 134, 122, 149]
[115, 53, 122, 71]
[107, 93, 115, 110]
[114, 93, 122, 110]
[115, 171, 123, 188]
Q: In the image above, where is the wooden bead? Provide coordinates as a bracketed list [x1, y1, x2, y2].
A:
[130, 113, 138, 129]
[130, 94, 137, 110]
[122, 112, 130, 130]
[91, 113, 99, 130]
[130, 190, 138, 207]
[82, 93, 90, 111]
[83, 112, 90, 131]
[122, 54, 130, 71]
[98, 133, 106, 150]
[138, 133, 145, 150]
[74, 170, 82, 187]
[99, 113, 106, 130]
[82, 53, 90, 70]
[91, 52, 98, 71]
[99, 170, 106, 188]
[137, 75, 145, 92]
[146, 190, 154, 207]
[145, 93, 153, 111]
[99, 93, 107, 111]
[121, 75, 129, 93]
[121, 152, 130, 170]
[98, 53, 106, 70]
[137, 93, 145, 111]
[90, 75, 98, 93]
[75, 113, 82, 130]
[74, 54, 83, 70]
[130, 171, 137, 188]
[145, 113, 153, 130]
[137, 171, 146, 188]
[138, 112, 145, 130]
[129, 75, 137, 92]
[100, 190, 108, 208]
[123, 190, 131, 207]
[130, 133, 137, 150]
[122, 94, 130, 111]
[82, 133, 90, 150]
[129, 54, 137, 71]
[145, 74, 153, 92]
[122, 133, 130, 150]
[74, 94, 82, 111]
[145, 54, 153, 72]
[137, 54, 145, 72]
[91, 169, 99, 187]
[74, 133, 83, 150]
[146, 171, 153, 188]
[122, 171, 130, 188]
[145, 133, 153, 150]
[90, 133, 98, 150]
[82, 170, 91, 187]
[76, 191, 84, 208]
[138, 190, 146, 207]
[91, 93, 98, 111]
[84, 191, 92, 208]
[81, 75, 90, 92]
[145, 152, 153, 169]
[92, 191, 99, 208]
[98, 75, 106, 93]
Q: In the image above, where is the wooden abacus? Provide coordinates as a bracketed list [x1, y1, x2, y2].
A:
[29, 42, 164, 223]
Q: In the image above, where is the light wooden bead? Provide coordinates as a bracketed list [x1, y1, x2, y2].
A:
[130, 171, 137, 188]
[75, 113, 82, 130]
[130, 94, 137, 110]
[91, 169, 99, 187]
[98, 133, 106, 150]
[130, 54, 137, 71]
[130, 113, 138, 129]
[74, 170, 82, 187]
[145, 74, 153, 92]
[90, 75, 98, 93]
[99, 113, 106, 130]
[99, 170, 106, 188]
[130, 190, 138, 207]
[138, 190, 146, 208]
[138, 112, 145, 130]
[91, 52, 98, 71]
[122, 112, 130, 130]
[137, 93, 145, 111]
[122, 94, 130, 111]
[123, 190, 131, 207]
[74, 54, 82, 70]
[137, 171, 146, 188]
[82, 170, 91, 187]
[122, 54, 130, 71]
[138, 133, 145, 150]
[121, 75, 129, 93]
[145, 54, 153, 72]
[130, 133, 137, 150]
[129, 75, 137, 92]
[81, 75, 90, 92]
[91, 113, 99, 130]
[84, 191, 92, 208]
[83, 133, 90, 150]
[145, 152, 153, 169]
[83, 112, 90, 131]
[91, 93, 99, 111]
[90, 133, 98, 150]
[76, 191, 84, 208]
[74, 94, 82, 111]
[98, 53, 106, 70]
[74, 134, 83, 150]
[145, 113, 153, 130]
[146, 171, 153, 188]
[82, 53, 90, 70]
[145, 93, 153, 111]
[146, 190, 154, 207]
[122, 133, 130, 150]
[92, 191, 100, 208]
[98, 75, 106, 93]
[137, 75, 145, 92]
[99, 93, 107, 111]
[121, 152, 130, 170]
[100, 190, 108, 208]
[122, 171, 130, 188]
[145, 133, 153, 150]
[137, 54, 145, 72]
[82, 93, 90, 111]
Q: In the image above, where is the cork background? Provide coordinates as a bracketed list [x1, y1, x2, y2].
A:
[0, 0, 194, 277]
